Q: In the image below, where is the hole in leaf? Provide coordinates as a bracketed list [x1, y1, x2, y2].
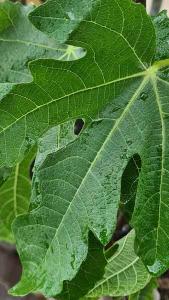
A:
[121, 154, 142, 221]
[29, 159, 35, 180]
[74, 119, 84, 135]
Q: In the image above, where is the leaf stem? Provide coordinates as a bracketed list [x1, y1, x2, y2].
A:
[154, 59, 169, 70]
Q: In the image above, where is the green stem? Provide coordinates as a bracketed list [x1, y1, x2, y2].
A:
[154, 59, 169, 70]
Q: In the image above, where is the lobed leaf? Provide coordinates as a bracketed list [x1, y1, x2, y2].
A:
[2, 0, 169, 297]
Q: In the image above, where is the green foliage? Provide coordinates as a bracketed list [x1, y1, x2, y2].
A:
[0, 0, 154, 169]
[0, 1, 83, 83]
[58, 231, 150, 300]
[0, 147, 35, 242]
[153, 10, 169, 61]
[88, 231, 150, 298]
[129, 279, 157, 300]
[0, 0, 169, 299]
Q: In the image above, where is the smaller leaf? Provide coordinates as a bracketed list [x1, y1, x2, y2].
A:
[0, 121, 76, 242]
[0, 147, 35, 242]
[87, 231, 151, 298]
[58, 231, 151, 300]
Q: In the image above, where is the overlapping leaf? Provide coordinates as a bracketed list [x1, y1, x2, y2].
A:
[0, 148, 35, 242]
[0, 1, 83, 83]
[0, 120, 76, 242]
[59, 231, 150, 300]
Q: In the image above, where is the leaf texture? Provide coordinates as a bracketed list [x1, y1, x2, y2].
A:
[0, 120, 76, 242]
[129, 279, 157, 300]
[153, 10, 169, 61]
[0, 1, 83, 83]
[0, 148, 35, 242]
[59, 231, 150, 300]
[0, 0, 155, 168]
[59, 232, 107, 300]
[12, 59, 169, 296]
[35, 121, 76, 170]
[29, 0, 100, 43]
[3, 0, 169, 296]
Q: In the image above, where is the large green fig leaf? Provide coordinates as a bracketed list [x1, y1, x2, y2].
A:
[11, 70, 163, 296]
[59, 231, 150, 300]
[0, 1, 82, 83]
[2, 0, 169, 297]
[0, 0, 155, 168]
[12, 66, 169, 294]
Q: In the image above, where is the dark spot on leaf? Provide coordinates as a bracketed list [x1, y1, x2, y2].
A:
[121, 154, 142, 220]
[74, 119, 84, 135]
